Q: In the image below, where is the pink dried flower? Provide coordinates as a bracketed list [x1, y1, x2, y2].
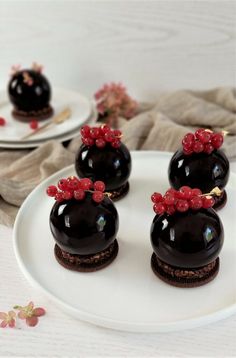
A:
[10, 64, 21, 76]
[0, 311, 16, 328]
[23, 72, 33, 86]
[32, 62, 43, 73]
[94, 82, 137, 125]
[14, 301, 46, 327]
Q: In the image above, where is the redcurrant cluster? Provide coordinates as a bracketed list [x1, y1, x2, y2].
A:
[80, 124, 122, 149]
[182, 128, 224, 155]
[151, 186, 215, 215]
[46, 176, 106, 203]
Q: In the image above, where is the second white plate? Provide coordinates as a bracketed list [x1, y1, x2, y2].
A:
[13, 151, 236, 332]
[0, 87, 91, 144]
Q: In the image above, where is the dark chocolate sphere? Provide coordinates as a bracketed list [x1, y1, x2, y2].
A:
[50, 193, 119, 255]
[168, 149, 229, 193]
[151, 208, 224, 268]
[75, 143, 131, 191]
[8, 69, 51, 111]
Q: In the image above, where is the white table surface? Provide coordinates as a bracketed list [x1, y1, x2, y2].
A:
[0, 161, 235, 357]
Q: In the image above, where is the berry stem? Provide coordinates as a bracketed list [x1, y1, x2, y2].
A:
[86, 189, 112, 197]
[200, 187, 222, 197]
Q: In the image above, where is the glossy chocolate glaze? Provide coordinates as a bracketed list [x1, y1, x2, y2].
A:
[75, 143, 131, 191]
[50, 193, 119, 256]
[8, 69, 51, 112]
[168, 149, 229, 192]
[151, 208, 224, 268]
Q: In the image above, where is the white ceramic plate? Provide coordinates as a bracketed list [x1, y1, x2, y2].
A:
[0, 127, 82, 149]
[0, 108, 95, 149]
[13, 151, 236, 332]
[0, 87, 91, 143]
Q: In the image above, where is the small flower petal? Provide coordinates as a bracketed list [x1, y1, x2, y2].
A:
[0, 321, 7, 328]
[26, 316, 38, 327]
[8, 319, 15, 328]
[18, 311, 27, 319]
[8, 311, 16, 319]
[28, 301, 34, 310]
[0, 312, 7, 319]
[33, 308, 46, 317]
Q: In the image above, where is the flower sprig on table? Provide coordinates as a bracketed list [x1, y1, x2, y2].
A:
[94, 82, 137, 126]
[0, 301, 46, 328]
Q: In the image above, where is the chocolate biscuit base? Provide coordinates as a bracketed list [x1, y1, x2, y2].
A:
[12, 105, 53, 122]
[107, 182, 129, 201]
[213, 190, 227, 211]
[151, 254, 220, 288]
[55, 240, 118, 272]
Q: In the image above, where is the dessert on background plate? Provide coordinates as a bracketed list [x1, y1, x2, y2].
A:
[168, 128, 230, 210]
[150, 186, 224, 288]
[75, 124, 132, 201]
[47, 176, 119, 272]
[8, 63, 53, 122]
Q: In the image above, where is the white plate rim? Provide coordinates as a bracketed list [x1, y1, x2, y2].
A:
[0, 106, 95, 149]
[0, 87, 92, 147]
[0, 127, 81, 149]
[13, 151, 236, 332]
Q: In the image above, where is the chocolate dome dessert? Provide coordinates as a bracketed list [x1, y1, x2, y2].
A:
[168, 129, 230, 210]
[75, 125, 132, 200]
[150, 186, 224, 287]
[47, 176, 119, 272]
[8, 63, 53, 121]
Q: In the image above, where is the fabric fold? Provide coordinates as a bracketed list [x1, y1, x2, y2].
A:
[0, 86, 235, 226]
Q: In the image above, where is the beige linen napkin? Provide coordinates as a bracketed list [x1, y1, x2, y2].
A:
[0, 87, 235, 226]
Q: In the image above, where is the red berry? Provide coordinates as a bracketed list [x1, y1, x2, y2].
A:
[74, 189, 85, 201]
[204, 143, 214, 154]
[0, 117, 6, 126]
[46, 185, 58, 197]
[193, 140, 204, 153]
[82, 137, 94, 146]
[195, 128, 205, 140]
[153, 202, 166, 215]
[80, 178, 93, 190]
[29, 120, 38, 130]
[111, 139, 121, 148]
[55, 192, 64, 202]
[94, 181, 105, 192]
[166, 188, 177, 196]
[176, 199, 189, 212]
[211, 133, 224, 149]
[80, 125, 90, 137]
[151, 192, 163, 203]
[191, 188, 202, 196]
[190, 196, 203, 210]
[104, 132, 114, 142]
[92, 191, 104, 203]
[58, 179, 68, 191]
[182, 133, 194, 145]
[183, 142, 193, 151]
[166, 205, 176, 215]
[95, 138, 106, 148]
[100, 125, 111, 135]
[67, 176, 80, 190]
[179, 186, 192, 199]
[197, 130, 212, 144]
[202, 196, 215, 208]
[163, 193, 175, 205]
[62, 190, 73, 200]
[183, 147, 193, 155]
[90, 127, 100, 139]
[113, 129, 122, 138]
